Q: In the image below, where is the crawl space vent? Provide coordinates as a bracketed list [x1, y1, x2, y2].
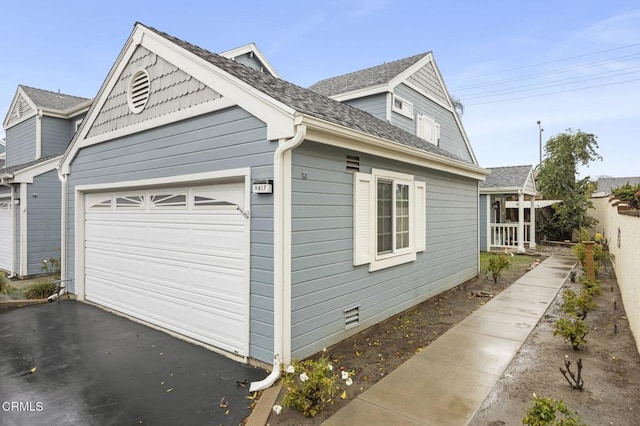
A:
[344, 306, 360, 329]
[346, 155, 360, 172]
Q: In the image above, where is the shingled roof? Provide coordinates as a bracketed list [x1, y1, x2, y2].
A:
[596, 177, 640, 194]
[144, 25, 471, 164]
[308, 52, 428, 97]
[20, 85, 91, 113]
[480, 165, 534, 189]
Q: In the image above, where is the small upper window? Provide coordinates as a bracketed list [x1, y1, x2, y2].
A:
[391, 95, 413, 119]
[127, 68, 151, 114]
[417, 115, 440, 145]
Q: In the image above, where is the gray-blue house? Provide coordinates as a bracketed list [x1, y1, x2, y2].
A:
[0, 86, 91, 276]
[58, 23, 488, 384]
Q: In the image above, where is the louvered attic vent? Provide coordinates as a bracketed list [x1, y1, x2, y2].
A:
[346, 155, 360, 172]
[344, 306, 360, 329]
[127, 69, 151, 114]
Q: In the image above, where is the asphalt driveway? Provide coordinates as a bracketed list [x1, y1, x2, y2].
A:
[0, 300, 265, 425]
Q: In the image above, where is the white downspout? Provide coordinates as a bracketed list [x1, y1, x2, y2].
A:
[250, 123, 306, 392]
[1, 179, 17, 278]
[48, 171, 68, 302]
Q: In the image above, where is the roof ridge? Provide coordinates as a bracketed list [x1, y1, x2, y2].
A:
[311, 52, 429, 85]
[19, 85, 90, 101]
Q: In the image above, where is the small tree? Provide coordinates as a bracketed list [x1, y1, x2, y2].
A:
[536, 129, 602, 240]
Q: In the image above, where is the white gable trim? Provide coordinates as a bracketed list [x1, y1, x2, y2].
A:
[3, 87, 38, 129]
[221, 42, 281, 79]
[61, 24, 296, 175]
[9, 156, 61, 184]
[329, 83, 389, 102]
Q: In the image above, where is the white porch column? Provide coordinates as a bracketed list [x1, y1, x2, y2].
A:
[517, 192, 525, 253]
[529, 196, 537, 249]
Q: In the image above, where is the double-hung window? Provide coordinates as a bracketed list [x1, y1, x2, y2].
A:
[354, 169, 426, 271]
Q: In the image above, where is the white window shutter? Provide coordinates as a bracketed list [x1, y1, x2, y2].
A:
[414, 181, 426, 252]
[416, 115, 424, 139]
[434, 123, 441, 145]
[353, 172, 373, 265]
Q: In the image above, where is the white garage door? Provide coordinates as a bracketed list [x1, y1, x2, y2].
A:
[0, 198, 12, 272]
[84, 183, 248, 356]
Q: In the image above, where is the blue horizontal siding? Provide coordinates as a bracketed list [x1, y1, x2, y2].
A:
[290, 141, 479, 359]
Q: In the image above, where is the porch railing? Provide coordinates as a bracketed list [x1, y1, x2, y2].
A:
[490, 222, 531, 248]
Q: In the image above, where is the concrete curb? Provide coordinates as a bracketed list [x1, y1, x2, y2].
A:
[245, 383, 282, 426]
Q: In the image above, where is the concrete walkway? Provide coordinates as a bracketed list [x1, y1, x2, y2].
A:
[323, 254, 576, 426]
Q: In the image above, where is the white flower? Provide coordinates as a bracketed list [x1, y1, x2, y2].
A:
[345, 377, 353, 386]
[328, 364, 333, 371]
[299, 372, 309, 382]
[341, 371, 349, 380]
[284, 364, 295, 374]
[272, 405, 282, 415]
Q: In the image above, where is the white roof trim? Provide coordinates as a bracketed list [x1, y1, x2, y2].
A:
[302, 115, 488, 181]
[220, 43, 281, 79]
[61, 24, 297, 175]
[5, 156, 61, 184]
[3, 86, 38, 129]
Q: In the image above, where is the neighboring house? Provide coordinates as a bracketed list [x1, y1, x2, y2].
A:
[0, 138, 6, 168]
[479, 165, 538, 252]
[58, 23, 487, 379]
[593, 176, 640, 197]
[0, 86, 91, 276]
[220, 42, 280, 78]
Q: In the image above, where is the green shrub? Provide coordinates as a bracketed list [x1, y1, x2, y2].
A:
[554, 316, 588, 350]
[582, 278, 601, 297]
[522, 394, 586, 425]
[23, 281, 57, 299]
[561, 288, 595, 320]
[611, 182, 640, 204]
[483, 253, 511, 284]
[41, 256, 61, 279]
[572, 243, 586, 263]
[0, 274, 13, 295]
[281, 354, 341, 417]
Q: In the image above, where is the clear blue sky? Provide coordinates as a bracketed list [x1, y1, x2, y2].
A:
[2, 0, 638, 178]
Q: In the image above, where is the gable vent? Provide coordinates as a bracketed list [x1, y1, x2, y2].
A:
[344, 306, 360, 329]
[127, 69, 151, 114]
[346, 155, 360, 172]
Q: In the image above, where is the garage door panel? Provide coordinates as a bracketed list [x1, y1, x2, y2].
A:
[146, 294, 191, 327]
[115, 224, 147, 244]
[84, 183, 248, 356]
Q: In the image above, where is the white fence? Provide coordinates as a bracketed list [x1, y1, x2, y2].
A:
[590, 197, 640, 354]
[490, 222, 531, 248]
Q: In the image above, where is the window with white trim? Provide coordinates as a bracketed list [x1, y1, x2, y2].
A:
[353, 169, 426, 271]
[417, 114, 440, 145]
[391, 95, 414, 119]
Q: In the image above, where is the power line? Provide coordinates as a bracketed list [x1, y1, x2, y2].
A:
[460, 64, 640, 101]
[448, 42, 640, 83]
[451, 52, 640, 92]
[465, 77, 640, 106]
